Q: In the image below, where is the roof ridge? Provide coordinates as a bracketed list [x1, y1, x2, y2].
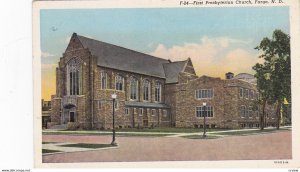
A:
[163, 59, 188, 65]
[77, 34, 169, 63]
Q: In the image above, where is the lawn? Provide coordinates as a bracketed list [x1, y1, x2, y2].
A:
[62, 127, 225, 133]
[112, 127, 224, 133]
[42, 149, 62, 154]
[59, 143, 116, 149]
[214, 128, 289, 136]
[42, 142, 58, 144]
[181, 135, 221, 139]
[43, 127, 290, 137]
[42, 131, 174, 137]
[117, 133, 173, 137]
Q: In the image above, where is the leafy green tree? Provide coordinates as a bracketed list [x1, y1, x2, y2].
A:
[252, 63, 271, 130]
[253, 29, 290, 130]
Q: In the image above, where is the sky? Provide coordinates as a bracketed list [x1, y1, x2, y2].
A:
[40, 7, 290, 100]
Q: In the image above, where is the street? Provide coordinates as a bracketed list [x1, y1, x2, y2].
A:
[42, 131, 292, 163]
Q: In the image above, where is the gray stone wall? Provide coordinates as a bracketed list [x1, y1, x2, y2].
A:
[165, 84, 177, 126]
[93, 66, 169, 129]
[173, 75, 278, 129]
[175, 76, 225, 128]
[50, 34, 94, 129]
[49, 96, 61, 126]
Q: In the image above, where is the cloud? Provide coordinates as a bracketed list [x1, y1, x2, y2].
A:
[151, 37, 218, 62]
[214, 37, 252, 48]
[41, 51, 55, 58]
[150, 36, 258, 78]
[215, 49, 258, 75]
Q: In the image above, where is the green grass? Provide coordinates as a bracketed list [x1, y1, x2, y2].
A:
[43, 127, 290, 137]
[42, 142, 58, 144]
[42, 149, 62, 154]
[59, 143, 116, 149]
[43, 131, 112, 136]
[52, 127, 228, 133]
[113, 127, 225, 133]
[42, 131, 174, 137]
[117, 133, 173, 137]
[181, 135, 220, 139]
[214, 128, 289, 136]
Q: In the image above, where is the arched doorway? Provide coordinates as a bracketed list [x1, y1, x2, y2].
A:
[62, 104, 77, 124]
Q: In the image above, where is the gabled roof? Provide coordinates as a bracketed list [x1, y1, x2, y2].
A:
[77, 34, 169, 78]
[163, 60, 187, 83]
[71, 33, 195, 83]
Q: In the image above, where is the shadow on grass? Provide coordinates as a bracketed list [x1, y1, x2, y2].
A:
[181, 135, 220, 139]
[59, 143, 117, 149]
[42, 149, 62, 154]
[42, 142, 59, 144]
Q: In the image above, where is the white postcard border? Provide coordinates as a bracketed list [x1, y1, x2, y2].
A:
[32, 0, 300, 168]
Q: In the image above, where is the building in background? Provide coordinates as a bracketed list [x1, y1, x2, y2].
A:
[42, 99, 51, 129]
[49, 33, 278, 130]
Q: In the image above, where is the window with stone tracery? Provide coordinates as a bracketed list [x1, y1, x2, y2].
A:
[143, 79, 150, 101]
[155, 81, 161, 102]
[130, 77, 138, 100]
[67, 58, 82, 95]
[101, 72, 107, 89]
[115, 74, 124, 91]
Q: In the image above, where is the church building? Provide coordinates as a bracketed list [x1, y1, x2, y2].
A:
[49, 33, 277, 130]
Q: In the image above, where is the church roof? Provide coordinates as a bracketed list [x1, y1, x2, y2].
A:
[163, 60, 187, 83]
[77, 35, 170, 79]
[74, 33, 193, 83]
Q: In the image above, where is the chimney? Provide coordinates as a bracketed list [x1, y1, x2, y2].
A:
[226, 72, 234, 79]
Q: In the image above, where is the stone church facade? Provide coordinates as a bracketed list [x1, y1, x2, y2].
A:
[49, 33, 277, 130]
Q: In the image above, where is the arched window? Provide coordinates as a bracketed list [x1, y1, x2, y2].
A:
[67, 58, 82, 95]
[101, 71, 107, 89]
[155, 81, 161, 102]
[240, 105, 246, 118]
[143, 79, 150, 101]
[130, 77, 138, 100]
[115, 74, 124, 91]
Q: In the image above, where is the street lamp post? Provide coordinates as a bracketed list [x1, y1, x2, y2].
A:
[111, 93, 117, 146]
[202, 102, 207, 138]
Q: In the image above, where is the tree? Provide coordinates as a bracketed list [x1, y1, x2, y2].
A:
[253, 29, 290, 130]
[252, 63, 271, 130]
